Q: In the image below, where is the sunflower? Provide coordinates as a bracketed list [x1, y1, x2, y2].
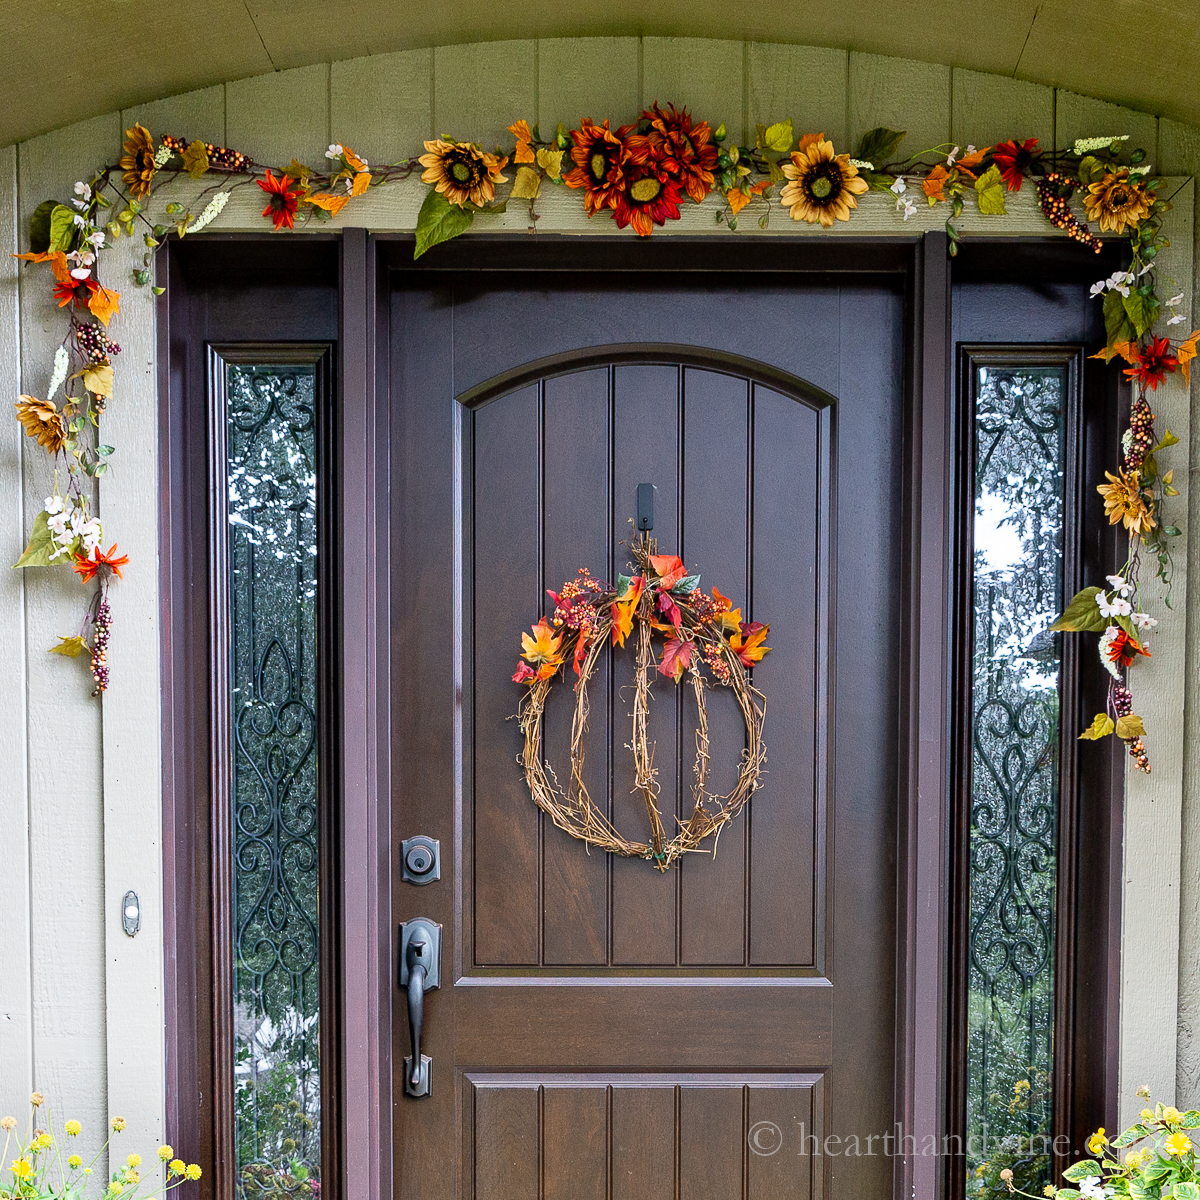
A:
[562, 119, 633, 215]
[120, 124, 156, 199]
[15, 395, 68, 454]
[642, 102, 718, 204]
[1084, 168, 1152, 234]
[780, 139, 869, 227]
[991, 138, 1041, 192]
[73, 543, 129, 584]
[53, 274, 99, 310]
[1097, 470, 1155, 536]
[612, 154, 684, 237]
[419, 140, 509, 208]
[256, 170, 304, 230]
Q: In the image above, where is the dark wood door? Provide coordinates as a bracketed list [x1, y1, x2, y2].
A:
[388, 266, 905, 1198]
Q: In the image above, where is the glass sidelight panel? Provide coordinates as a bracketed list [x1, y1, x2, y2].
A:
[225, 362, 322, 1200]
[965, 362, 1068, 1197]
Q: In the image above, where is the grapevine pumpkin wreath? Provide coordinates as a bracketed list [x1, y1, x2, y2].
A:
[511, 534, 770, 870]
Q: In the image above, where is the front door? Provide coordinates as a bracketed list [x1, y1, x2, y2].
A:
[387, 259, 906, 1197]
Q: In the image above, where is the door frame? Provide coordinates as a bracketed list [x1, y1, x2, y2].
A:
[159, 229, 1123, 1200]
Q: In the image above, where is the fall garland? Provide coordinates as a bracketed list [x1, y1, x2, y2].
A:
[8, 109, 1191, 775]
[512, 536, 768, 868]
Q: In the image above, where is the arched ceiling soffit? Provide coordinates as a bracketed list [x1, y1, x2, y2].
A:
[2, 0, 1197, 148]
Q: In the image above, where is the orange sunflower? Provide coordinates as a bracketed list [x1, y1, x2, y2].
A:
[780, 138, 869, 227]
[612, 151, 684, 236]
[419, 140, 509, 208]
[120, 124, 157, 199]
[15, 395, 68, 454]
[1083, 169, 1152, 234]
[1097, 470, 1155, 536]
[642, 102, 718, 204]
[562, 119, 634, 215]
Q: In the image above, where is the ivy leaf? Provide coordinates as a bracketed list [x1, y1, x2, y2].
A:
[182, 140, 210, 178]
[1062, 1161, 1102, 1182]
[50, 635, 88, 657]
[12, 510, 55, 568]
[763, 119, 794, 153]
[856, 127, 906, 166]
[1116, 714, 1147, 740]
[973, 164, 1007, 215]
[48, 204, 77, 253]
[671, 574, 701, 594]
[616, 573, 633, 598]
[29, 199, 58, 254]
[1103, 288, 1137, 347]
[413, 188, 474, 260]
[1123, 288, 1161, 337]
[1050, 586, 1106, 633]
[510, 165, 541, 200]
[1079, 713, 1115, 741]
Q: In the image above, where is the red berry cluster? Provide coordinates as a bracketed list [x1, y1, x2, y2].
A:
[160, 135, 254, 174]
[687, 590, 724, 625]
[549, 568, 605, 633]
[702, 641, 732, 685]
[1124, 395, 1155, 472]
[1036, 174, 1102, 253]
[76, 323, 121, 366]
[90, 598, 112, 695]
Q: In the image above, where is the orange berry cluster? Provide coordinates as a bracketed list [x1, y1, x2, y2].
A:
[1128, 737, 1151, 773]
[1036, 174, 1102, 252]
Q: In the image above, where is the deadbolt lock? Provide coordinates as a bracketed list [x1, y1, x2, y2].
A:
[401, 835, 441, 885]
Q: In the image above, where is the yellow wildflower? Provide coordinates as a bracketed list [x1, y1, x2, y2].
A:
[185, 1164, 202, 1181]
[11, 1158, 33, 1180]
[108, 1181, 122, 1195]
[126, 1153, 141, 1169]
[1164, 1106, 1183, 1124]
[29, 1093, 43, 1109]
[1165, 1130, 1192, 1156]
[0, 1117, 15, 1132]
[35, 1133, 52, 1150]
[169, 1159, 186, 1176]
[158, 1145, 173, 1161]
[68, 1155, 82, 1170]
[124, 1169, 140, 1184]
[1087, 1127, 1107, 1155]
[65, 1120, 81, 1136]
[1141, 1107, 1156, 1122]
[1043, 1187, 1056, 1198]
[110, 1117, 126, 1132]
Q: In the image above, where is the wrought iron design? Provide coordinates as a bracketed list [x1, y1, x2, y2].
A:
[965, 365, 1066, 1197]
[226, 364, 322, 1200]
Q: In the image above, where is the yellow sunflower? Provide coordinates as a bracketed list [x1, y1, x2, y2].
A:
[1083, 169, 1152, 234]
[1097, 469, 1155, 536]
[119, 124, 156, 199]
[419, 139, 508, 208]
[15, 395, 68, 454]
[780, 137, 869, 227]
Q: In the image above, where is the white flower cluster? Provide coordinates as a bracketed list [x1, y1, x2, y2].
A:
[1096, 574, 1157, 627]
[848, 159, 873, 170]
[185, 191, 231, 235]
[47, 345, 68, 401]
[890, 175, 918, 220]
[1165, 291, 1186, 325]
[44, 495, 102, 561]
[1072, 135, 1129, 155]
[152, 144, 173, 169]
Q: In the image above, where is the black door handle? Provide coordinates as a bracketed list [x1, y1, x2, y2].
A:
[406, 937, 427, 1087]
[399, 918, 441, 1097]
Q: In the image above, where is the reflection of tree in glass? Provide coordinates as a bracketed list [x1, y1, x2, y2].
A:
[227, 366, 321, 1200]
[965, 368, 1065, 1198]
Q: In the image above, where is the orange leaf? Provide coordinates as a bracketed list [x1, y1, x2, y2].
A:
[923, 165, 949, 202]
[87, 285, 120, 327]
[795, 132, 824, 153]
[648, 554, 687, 589]
[611, 576, 645, 647]
[306, 192, 351, 216]
[958, 146, 990, 170]
[521, 615, 563, 666]
[1090, 340, 1139, 365]
[341, 144, 367, 172]
[727, 180, 769, 215]
[1176, 330, 1200, 385]
[350, 171, 371, 197]
[509, 119, 536, 163]
[729, 621, 771, 667]
[15, 250, 74, 285]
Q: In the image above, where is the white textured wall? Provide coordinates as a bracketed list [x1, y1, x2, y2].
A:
[1, 36, 1198, 1152]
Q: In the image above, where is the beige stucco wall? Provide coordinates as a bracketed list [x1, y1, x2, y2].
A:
[2, 37, 1199, 1152]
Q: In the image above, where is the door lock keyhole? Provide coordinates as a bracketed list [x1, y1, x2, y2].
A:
[401, 835, 441, 885]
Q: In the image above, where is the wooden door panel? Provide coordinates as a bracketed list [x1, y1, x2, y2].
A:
[464, 1074, 824, 1200]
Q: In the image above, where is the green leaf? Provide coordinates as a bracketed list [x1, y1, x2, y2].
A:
[860, 171, 895, 192]
[13, 510, 56, 568]
[29, 199, 58, 253]
[1077, 154, 1107, 184]
[616, 573, 633, 598]
[1172, 1180, 1200, 1199]
[672, 574, 701, 594]
[713, 123, 727, 143]
[1050, 586, 1107, 633]
[1116, 713, 1146, 740]
[1123, 288, 1161, 337]
[1155, 429, 1180, 450]
[973, 164, 1007, 215]
[1181, 1110, 1200, 1128]
[767, 158, 787, 184]
[763, 119, 793, 153]
[50, 635, 88, 658]
[1164, 525, 1182, 537]
[1062, 1161, 1102, 1182]
[290, 1161, 309, 1182]
[1103, 288, 1137, 346]
[97, 444, 114, 456]
[855, 127, 906, 166]
[1079, 713, 1115, 740]
[1113, 1122, 1150, 1146]
[49, 203, 76, 252]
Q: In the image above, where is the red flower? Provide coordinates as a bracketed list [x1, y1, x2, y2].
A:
[53, 274, 99, 310]
[562, 118, 634, 216]
[257, 170, 303, 230]
[612, 153, 684, 237]
[512, 660, 537, 685]
[73, 543, 129, 584]
[1105, 628, 1151, 667]
[991, 138, 1041, 192]
[1124, 337, 1178, 391]
[642, 102, 719, 204]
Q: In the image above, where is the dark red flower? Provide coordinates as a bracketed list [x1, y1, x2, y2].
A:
[562, 118, 634, 216]
[53, 274, 99, 310]
[1105, 628, 1151, 668]
[612, 153, 684, 237]
[642, 102, 719, 204]
[1124, 337, 1179, 391]
[257, 170, 303, 230]
[991, 138, 1041, 192]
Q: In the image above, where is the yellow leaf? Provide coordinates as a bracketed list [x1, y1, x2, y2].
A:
[508, 119, 533, 143]
[87, 286, 120, 327]
[1176, 331, 1200, 385]
[182, 140, 210, 179]
[305, 192, 350, 216]
[611, 577, 645, 648]
[763, 119, 794, 152]
[341, 144, 367, 172]
[1079, 713, 1115, 740]
[1116, 714, 1146, 740]
[350, 171, 371, 197]
[511, 165, 541, 200]
[521, 615, 563, 665]
[50, 635, 88, 657]
[536, 147, 563, 180]
[82, 364, 114, 397]
[284, 158, 312, 184]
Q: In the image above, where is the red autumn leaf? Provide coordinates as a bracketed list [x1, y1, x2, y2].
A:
[656, 590, 682, 629]
[649, 553, 687, 588]
[512, 660, 537, 684]
[658, 637, 693, 682]
[573, 631, 590, 675]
